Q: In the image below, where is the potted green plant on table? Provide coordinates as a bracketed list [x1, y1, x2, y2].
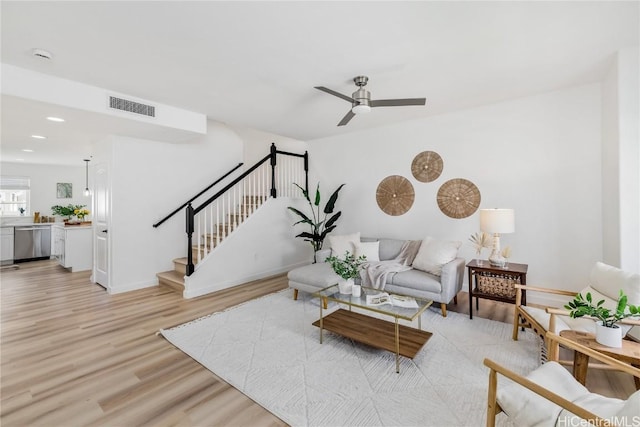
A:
[287, 182, 345, 262]
[565, 290, 640, 347]
[325, 251, 367, 295]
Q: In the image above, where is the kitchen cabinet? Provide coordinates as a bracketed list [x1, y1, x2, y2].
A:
[52, 224, 92, 272]
[1, 227, 14, 265]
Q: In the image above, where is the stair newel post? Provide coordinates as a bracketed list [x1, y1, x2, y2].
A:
[186, 203, 195, 276]
[270, 142, 277, 198]
[303, 150, 309, 195]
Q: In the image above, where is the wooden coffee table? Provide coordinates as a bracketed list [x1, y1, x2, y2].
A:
[559, 330, 640, 389]
[312, 284, 433, 373]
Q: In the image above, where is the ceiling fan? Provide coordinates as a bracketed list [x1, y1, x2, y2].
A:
[315, 76, 426, 126]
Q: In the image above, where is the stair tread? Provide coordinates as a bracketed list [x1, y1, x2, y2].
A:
[157, 270, 185, 283]
[173, 257, 188, 265]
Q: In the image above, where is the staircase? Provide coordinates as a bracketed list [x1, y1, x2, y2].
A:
[157, 195, 265, 293]
[154, 143, 308, 296]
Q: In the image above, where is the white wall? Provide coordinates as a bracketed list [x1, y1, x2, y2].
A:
[0, 162, 91, 223]
[601, 48, 640, 273]
[308, 84, 603, 301]
[616, 48, 639, 273]
[184, 197, 311, 298]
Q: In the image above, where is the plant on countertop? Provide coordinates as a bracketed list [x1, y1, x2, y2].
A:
[326, 251, 367, 280]
[288, 182, 345, 258]
[565, 290, 640, 328]
[74, 208, 90, 220]
[51, 204, 86, 218]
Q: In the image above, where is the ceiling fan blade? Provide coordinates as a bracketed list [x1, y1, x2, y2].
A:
[337, 110, 355, 126]
[315, 86, 354, 103]
[370, 98, 426, 107]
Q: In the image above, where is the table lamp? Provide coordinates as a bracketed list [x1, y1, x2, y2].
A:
[480, 208, 514, 267]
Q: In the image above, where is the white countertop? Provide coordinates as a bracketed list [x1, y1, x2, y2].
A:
[2, 222, 57, 227]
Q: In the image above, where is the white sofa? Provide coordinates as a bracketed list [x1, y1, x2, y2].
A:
[288, 237, 465, 317]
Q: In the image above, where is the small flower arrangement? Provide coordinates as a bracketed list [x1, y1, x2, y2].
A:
[468, 231, 492, 257]
[325, 251, 367, 280]
[74, 208, 90, 220]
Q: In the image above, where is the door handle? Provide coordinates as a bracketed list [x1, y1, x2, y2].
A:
[102, 229, 108, 233]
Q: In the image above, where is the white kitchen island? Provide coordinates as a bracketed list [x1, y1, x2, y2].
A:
[52, 224, 92, 272]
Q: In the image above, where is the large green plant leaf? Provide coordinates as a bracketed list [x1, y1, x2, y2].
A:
[287, 207, 311, 222]
[314, 183, 321, 206]
[323, 184, 345, 214]
[293, 183, 310, 203]
[324, 211, 342, 229]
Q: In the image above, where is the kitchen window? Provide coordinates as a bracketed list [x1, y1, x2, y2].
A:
[0, 176, 30, 217]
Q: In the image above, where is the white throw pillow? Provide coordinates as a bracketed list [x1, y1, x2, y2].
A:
[328, 232, 360, 260]
[412, 237, 461, 276]
[355, 241, 380, 262]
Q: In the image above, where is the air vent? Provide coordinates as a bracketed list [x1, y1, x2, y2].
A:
[109, 96, 156, 117]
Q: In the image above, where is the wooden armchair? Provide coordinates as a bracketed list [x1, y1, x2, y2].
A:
[512, 262, 640, 348]
[485, 332, 640, 427]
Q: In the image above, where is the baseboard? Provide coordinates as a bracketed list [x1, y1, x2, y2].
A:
[183, 260, 308, 299]
[109, 277, 159, 294]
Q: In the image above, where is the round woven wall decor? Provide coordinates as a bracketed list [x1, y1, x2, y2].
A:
[437, 178, 481, 219]
[376, 175, 415, 216]
[411, 151, 443, 183]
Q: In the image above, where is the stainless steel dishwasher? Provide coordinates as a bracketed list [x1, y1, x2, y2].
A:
[14, 225, 51, 262]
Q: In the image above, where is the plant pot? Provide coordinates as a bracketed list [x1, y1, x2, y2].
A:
[595, 321, 622, 348]
[338, 278, 354, 295]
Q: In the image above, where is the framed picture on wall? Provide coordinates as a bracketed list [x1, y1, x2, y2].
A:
[57, 183, 72, 198]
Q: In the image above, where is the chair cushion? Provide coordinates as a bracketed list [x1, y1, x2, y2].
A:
[557, 392, 626, 426]
[497, 361, 589, 426]
[587, 261, 640, 305]
[328, 232, 360, 259]
[412, 237, 461, 276]
[288, 263, 339, 288]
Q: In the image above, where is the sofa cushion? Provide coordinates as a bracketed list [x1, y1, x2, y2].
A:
[328, 232, 360, 259]
[288, 263, 339, 288]
[412, 237, 462, 276]
[378, 238, 407, 261]
[355, 241, 380, 262]
[391, 269, 442, 294]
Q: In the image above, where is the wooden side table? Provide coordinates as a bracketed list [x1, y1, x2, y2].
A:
[467, 259, 528, 319]
[559, 330, 640, 390]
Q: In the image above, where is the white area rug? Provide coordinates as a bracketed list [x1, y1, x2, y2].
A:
[160, 291, 540, 426]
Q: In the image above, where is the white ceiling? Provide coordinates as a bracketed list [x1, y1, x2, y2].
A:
[1, 1, 638, 165]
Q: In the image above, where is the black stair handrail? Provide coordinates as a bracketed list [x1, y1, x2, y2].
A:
[153, 162, 244, 228]
[185, 143, 308, 276]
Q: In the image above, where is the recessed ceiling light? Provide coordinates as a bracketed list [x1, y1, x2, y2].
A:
[31, 135, 46, 139]
[47, 116, 65, 122]
[22, 149, 34, 152]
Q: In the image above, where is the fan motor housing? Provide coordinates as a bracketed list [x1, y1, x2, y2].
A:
[352, 88, 371, 106]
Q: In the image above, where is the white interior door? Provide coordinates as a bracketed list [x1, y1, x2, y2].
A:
[93, 163, 110, 288]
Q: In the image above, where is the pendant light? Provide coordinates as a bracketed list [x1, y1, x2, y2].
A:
[83, 159, 90, 196]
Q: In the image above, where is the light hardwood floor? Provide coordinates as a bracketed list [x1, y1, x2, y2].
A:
[1, 260, 634, 426]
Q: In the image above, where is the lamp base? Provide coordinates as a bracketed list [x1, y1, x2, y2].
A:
[488, 233, 506, 267]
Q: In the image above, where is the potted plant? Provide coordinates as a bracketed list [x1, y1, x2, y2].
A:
[325, 251, 367, 295]
[288, 182, 345, 262]
[51, 204, 86, 222]
[565, 290, 640, 347]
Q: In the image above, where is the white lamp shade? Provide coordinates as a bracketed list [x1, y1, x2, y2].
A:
[480, 209, 515, 234]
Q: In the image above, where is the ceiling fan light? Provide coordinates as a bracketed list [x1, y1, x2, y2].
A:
[352, 104, 371, 115]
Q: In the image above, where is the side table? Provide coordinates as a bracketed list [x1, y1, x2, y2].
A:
[467, 259, 528, 319]
[559, 330, 640, 390]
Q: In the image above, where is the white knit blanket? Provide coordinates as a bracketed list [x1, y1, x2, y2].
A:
[360, 240, 421, 289]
